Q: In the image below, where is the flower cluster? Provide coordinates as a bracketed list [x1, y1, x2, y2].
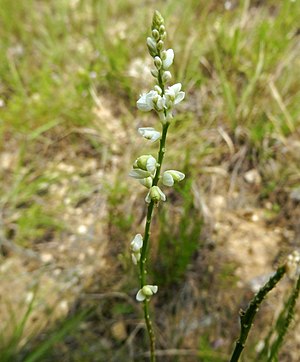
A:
[130, 234, 143, 265]
[136, 285, 158, 302]
[136, 11, 185, 124]
[129, 153, 186, 205]
[129, 11, 186, 304]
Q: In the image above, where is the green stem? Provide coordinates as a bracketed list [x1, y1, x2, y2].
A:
[267, 271, 300, 361]
[229, 265, 286, 362]
[144, 300, 156, 362]
[139, 122, 169, 362]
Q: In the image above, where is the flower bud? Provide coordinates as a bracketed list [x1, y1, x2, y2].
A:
[152, 10, 164, 31]
[159, 25, 165, 35]
[147, 37, 157, 57]
[152, 29, 159, 40]
[151, 68, 158, 78]
[162, 170, 185, 187]
[157, 40, 164, 51]
[162, 71, 172, 83]
[145, 186, 166, 203]
[162, 49, 174, 69]
[139, 177, 153, 188]
[154, 85, 162, 95]
[136, 285, 158, 302]
[131, 234, 143, 252]
[133, 155, 157, 173]
[130, 234, 143, 265]
[154, 56, 162, 69]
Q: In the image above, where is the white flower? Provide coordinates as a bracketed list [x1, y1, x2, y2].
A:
[138, 177, 153, 188]
[138, 127, 161, 143]
[130, 234, 143, 265]
[137, 90, 158, 111]
[145, 186, 166, 203]
[165, 83, 185, 106]
[162, 170, 185, 187]
[133, 155, 157, 173]
[136, 285, 158, 302]
[161, 49, 174, 69]
[130, 155, 157, 180]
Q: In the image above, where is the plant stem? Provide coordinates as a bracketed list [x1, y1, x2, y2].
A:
[139, 123, 169, 362]
[144, 300, 156, 362]
[229, 265, 286, 362]
[267, 271, 300, 361]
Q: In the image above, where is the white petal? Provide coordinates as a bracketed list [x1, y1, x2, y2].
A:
[147, 37, 156, 51]
[174, 91, 185, 105]
[162, 49, 174, 69]
[170, 83, 182, 94]
[149, 285, 158, 294]
[146, 156, 157, 173]
[136, 289, 146, 302]
[165, 87, 175, 99]
[150, 131, 161, 142]
[162, 172, 174, 187]
[156, 96, 165, 111]
[146, 90, 158, 106]
[169, 170, 185, 181]
[129, 169, 150, 179]
[138, 127, 161, 142]
[138, 177, 153, 188]
[162, 71, 172, 83]
[157, 187, 166, 201]
[131, 234, 143, 251]
[154, 85, 162, 94]
[137, 94, 152, 111]
[138, 127, 155, 135]
[145, 190, 151, 204]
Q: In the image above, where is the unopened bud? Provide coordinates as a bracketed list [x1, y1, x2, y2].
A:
[139, 177, 153, 189]
[157, 40, 164, 51]
[151, 68, 158, 78]
[145, 186, 166, 203]
[147, 37, 157, 57]
[152, 10, 164, 31]
[152, 29, 159, 40]
[154, 85, 162, 94]
[159, 25, 165, 35]
[162, 71, 172, 83]
[154, 56, 162, 69]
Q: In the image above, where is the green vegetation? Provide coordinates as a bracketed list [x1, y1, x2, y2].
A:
[1, 0, 299, 360]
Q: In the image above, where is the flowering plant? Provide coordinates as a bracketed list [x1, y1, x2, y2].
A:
[127, 10, 300, 362]
[129, 10, 185, 361]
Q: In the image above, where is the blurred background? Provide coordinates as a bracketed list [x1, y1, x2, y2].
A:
[0, 0, 300, 361]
